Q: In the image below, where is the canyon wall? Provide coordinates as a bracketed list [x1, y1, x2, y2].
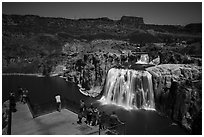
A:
[146, 64, 202, 134]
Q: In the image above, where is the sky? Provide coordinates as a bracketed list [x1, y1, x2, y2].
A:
[2, 2, 202, 25]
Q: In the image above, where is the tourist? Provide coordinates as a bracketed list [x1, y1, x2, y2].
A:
[86, 104, 93, 125]
[91, 107, 99, 126]
[22, 89, 28, 104]
[77, 100, 85, 124]
[109, 111, 123, 127]
[100, 111, 106, 129]
[9, 91, 17, 112]
[98, 112, 103, 129]
[79, 100, 85, 113]
[98, 111, 106, 129]
[96, 109, 100, 126]
[17, 87, 23, 102]
[55, 94, 61, 112]
[77, 112, 83, 124]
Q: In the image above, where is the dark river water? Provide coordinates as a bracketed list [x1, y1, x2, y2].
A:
[2, 75, 189, 135]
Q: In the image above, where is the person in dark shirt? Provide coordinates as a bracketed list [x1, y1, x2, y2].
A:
[77, 100, 85, 124]
[9, 91, 17, 112]
[91, 107, 99, 126]
[77, 112, 83, 124]
[86, 104, 93, 125]
[17, 87, 23, 102]
[99, 111, 106, 129]
[79, 100, 85, 113]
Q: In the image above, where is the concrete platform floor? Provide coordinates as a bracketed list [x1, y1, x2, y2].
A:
[11, 102, 100, 135]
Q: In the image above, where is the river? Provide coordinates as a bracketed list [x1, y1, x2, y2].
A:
[2, 75, 189, 135]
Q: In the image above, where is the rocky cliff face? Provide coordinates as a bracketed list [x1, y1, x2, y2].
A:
[70, 58, 202, 133]
[72, 61, 202, 133]
[146, 64, 202, 133]
[63, 47, 124, 96]
[2, 100, 9, 135]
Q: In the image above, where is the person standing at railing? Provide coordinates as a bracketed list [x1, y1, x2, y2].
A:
[17, 86, 23, 103]
[86, 104, 93, 125]
[79, 100, 85, 113]
[91, 107, 99, 126]
[77, 112, 83, 124]
[77, 100, 85, 124]
[9, 91, 17, 112]
[55, 94, 61, 112]
[99, 111, 106, 130]
[22, 89, 29, 104]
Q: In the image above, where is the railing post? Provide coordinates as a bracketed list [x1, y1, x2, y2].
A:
[124, 123, 126, 135]
[98, 124, 101, 135]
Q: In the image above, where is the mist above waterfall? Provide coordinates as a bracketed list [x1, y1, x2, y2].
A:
[100, 68, 155, 110]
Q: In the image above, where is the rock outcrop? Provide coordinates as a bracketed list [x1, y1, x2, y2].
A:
[64, 51, 119, 97]
[2, 100, 10, 135]
[146, 64, 202, 134]
[119, 16, 144, 27]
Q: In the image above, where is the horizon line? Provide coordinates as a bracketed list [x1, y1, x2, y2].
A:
[3, 13, 202, 26]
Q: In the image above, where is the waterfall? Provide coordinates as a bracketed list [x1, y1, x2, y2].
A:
[136, 54, 149, 64]
[100, 68, 155, 110]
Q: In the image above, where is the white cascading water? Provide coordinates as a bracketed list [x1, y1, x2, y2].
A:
[136, 54, 149, 64]
[100, 68, 155, 110]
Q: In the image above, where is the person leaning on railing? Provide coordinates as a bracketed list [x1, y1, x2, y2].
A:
[109, 111, 123, 127]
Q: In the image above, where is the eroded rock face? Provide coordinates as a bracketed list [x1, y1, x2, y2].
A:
[146, 64, 202, 134]
[65, 52, 119, 96]
[64, 48, 140, 97]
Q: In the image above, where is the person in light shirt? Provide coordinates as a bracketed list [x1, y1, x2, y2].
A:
[55, 94, 61, 112]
